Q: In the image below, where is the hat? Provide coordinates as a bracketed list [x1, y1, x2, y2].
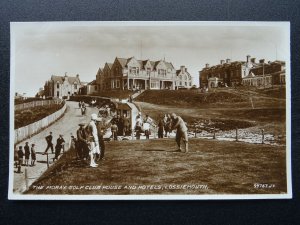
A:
[91, 113, 101, 121]
[78, 123, 85, 127]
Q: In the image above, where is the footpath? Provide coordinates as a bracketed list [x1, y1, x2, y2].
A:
[13, 101, 98, 194]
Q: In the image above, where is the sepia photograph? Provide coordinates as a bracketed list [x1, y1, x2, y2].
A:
[9, 21, 291, 200]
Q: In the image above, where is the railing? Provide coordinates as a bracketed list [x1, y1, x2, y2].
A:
[15, 99, 63, 111]
[14, 101, 67, 144]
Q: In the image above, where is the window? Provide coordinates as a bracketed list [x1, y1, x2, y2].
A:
[57, 91, 59, 97]
[57, 82, 60, 88]
[130, 67, 139, 75]
[95, 86, 98, 91]
[150, 81, 160, 89]
[185, 82, 187, 86]
[158, 69, 166, 76]
[74, 83, 77, 89]
[116, 80, 120, 88]
[146, 68, 151, 76]
[189, 82, 192, 86]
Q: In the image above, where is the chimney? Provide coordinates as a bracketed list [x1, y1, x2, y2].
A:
[246, 55, 251, 63]
[180, 66, 185, 73]
[220, 60, 225, 65]
[226, 58, 231, 63]
[251, 58, 256, 63]
[259, 59, 265, 64]
[205, 63, 210, 68]
[76, 74, 79, 78]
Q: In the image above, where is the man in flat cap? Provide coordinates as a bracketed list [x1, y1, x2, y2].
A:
[170, 113, 189, 153]
[76, 123, 88, 160]
[86, 113, 101, 167]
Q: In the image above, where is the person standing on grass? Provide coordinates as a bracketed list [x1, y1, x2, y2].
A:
[24, 142, 30, 166]
[54, 134, 65, 161]
[111, 122, 118, 141]
[86, 113, 101, 168]
[135, 115, 143, 140]
[44, 132, 54, 154]
[157, 117, 164, 138]
[31, 144, 36, 166]
[170, 113, 189, 153]
[17, 146, 24, 166]
[123, 114, 130, 136]
[77, 123, 88, 160]
[143, 115, 153, 140]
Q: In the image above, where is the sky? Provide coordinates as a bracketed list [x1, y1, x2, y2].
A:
[11, 22, 290, 97]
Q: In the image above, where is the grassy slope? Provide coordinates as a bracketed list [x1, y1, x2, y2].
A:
[26, 138, 286, 195]
[135, 86, 286, 135]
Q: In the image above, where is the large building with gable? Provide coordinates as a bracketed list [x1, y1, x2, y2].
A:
[199, 55, 285, 89]
[44, 73, 83, 98]
[96, 56, 193, 91]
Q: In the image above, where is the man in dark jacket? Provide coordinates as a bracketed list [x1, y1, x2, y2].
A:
[96, 120, 106, 160]
[54, 134, 65, 160]
[44, 132, 54, 154]
[24, 142, 30, 166]
[17, 146, 24, 166]
[76, 124, 88, 160]
[122, 114, 130, 136]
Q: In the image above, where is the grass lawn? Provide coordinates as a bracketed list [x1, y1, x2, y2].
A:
[15, 103, 64, 129]
[26, 138, 286, 195]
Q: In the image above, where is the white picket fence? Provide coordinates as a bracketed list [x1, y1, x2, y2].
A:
[15, 99, 62, 111]
[14, 102, 67, 144]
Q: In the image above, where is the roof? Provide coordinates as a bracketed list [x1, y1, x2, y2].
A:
[107, 63, 113, 69]
[113, 57, 175, 70]
[116, 58, 128, 68]
[51, 75, 81, 84]
[88, 80, 97, 85]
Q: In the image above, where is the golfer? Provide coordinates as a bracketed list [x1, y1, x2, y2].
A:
[170, 113, 188, 153]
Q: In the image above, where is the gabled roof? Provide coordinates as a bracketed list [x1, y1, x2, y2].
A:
[116, 57, 128, 68]
[51, 75, 80, 84]
[107, 63, 113, 69]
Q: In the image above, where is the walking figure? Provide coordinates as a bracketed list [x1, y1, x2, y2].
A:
[44, 132, 54, 154]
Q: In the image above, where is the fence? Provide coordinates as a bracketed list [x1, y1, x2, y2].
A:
[14, 102, 67, 144]
[15, 99, 63, 111]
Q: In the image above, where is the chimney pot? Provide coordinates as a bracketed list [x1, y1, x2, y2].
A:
[226, 58, 231, 63]
[205, 63, 210, 68]
[220, 60, 225, 65]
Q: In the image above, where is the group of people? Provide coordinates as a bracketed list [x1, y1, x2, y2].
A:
[15, 142, 36, 169]
[70, 113, 107, 168]
[135, 113, 154, 140]
[110, 114, 131, 139]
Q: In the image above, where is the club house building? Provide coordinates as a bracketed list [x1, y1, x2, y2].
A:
[96, 56, 193, 91]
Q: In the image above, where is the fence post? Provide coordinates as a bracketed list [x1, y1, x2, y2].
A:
[261, 129, 265, 144]
[235, 127, 238, 141]
[25, 168, 29, 191]
[46, 153, 49, 169]
[194, 125, 197, 138]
